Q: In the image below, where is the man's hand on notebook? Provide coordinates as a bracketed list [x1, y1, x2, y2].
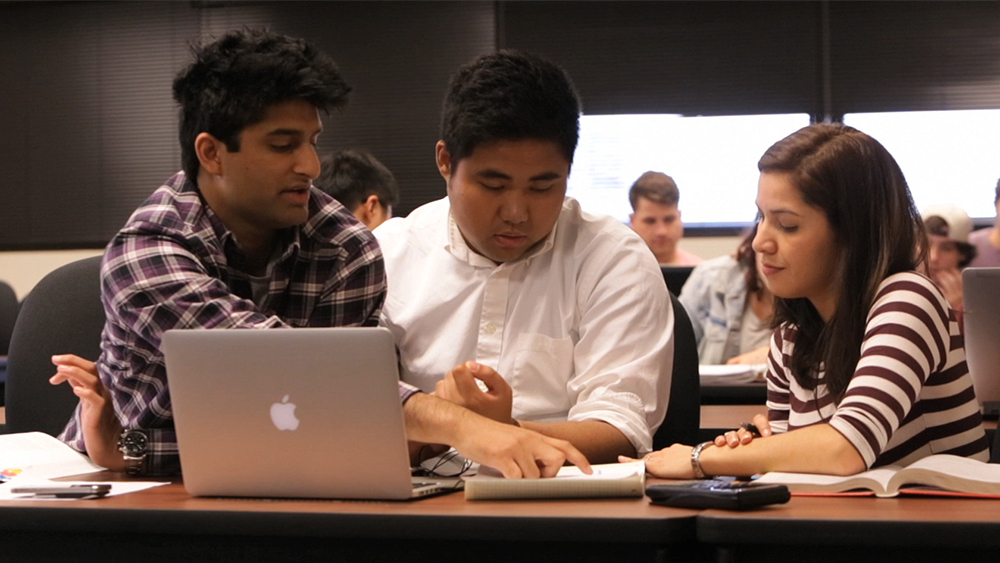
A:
[455, 416, 593, 479]
[49, 354, 126, 471]
[403, 392, 592, 479]
[434, 361, 515, 426]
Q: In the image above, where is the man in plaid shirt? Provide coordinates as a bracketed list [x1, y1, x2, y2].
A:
[51, 29, 587, 479]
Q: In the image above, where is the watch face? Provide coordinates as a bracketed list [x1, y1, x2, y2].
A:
[121, 431, 148, 456]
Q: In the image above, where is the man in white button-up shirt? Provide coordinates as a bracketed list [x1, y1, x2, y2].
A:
[375, 51, 674, 463]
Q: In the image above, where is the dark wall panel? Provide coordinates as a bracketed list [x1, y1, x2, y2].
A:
[0, 1, 996, 249]
[0, 1, 197, 249]
[2, 3, 101, 247]
[0, 5, 35, 246]
[501, 1, 822, 117]
[95, 2, 198, 237]
[830, 1, 1000, 114]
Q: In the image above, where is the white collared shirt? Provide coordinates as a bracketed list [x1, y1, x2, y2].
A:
[374, 197, 673, 454]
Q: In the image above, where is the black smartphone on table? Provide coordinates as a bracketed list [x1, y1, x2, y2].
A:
[10, 484, 112, 499]
[646, 479, 790, 510]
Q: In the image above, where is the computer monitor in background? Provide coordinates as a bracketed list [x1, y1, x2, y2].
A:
[962, 267, 1000, 418]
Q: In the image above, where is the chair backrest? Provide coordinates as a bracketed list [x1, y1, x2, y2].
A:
[0, 280, 19, 356]
[661, 266, 695, 297]
[2, 256, 105, 436]
[652, 291, 701, 449]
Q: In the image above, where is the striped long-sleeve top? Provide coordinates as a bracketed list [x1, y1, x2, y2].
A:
[767, 271, 989, 469]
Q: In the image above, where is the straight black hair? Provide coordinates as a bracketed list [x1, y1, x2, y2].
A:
[316, 150, 400, 211]
[439, 50, 580, 167]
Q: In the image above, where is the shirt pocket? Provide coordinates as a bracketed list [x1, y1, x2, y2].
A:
[510, 333, 574, 420]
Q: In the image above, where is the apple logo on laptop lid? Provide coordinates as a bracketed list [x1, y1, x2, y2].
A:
[270, 395, 300, 431]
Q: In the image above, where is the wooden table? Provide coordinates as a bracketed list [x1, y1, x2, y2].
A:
[698, 495, 1000, 562]
[5, 473, 1000, 563]
[0, 473, 703, 563]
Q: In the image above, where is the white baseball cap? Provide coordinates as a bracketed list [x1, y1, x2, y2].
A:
[921, 204, 973, 243]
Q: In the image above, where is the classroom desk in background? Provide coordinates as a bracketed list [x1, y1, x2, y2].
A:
[700, 382, 767, 405]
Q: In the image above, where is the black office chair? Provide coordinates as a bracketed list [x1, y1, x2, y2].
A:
[652, 292, 701, 449]
[1, 256, 105, 436]
[0, 280, 18, 406]
[661, 266, 695, 297]
[0, 280, 18, 356]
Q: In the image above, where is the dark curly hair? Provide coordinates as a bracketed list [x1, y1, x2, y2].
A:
[173, 28, 351, 180]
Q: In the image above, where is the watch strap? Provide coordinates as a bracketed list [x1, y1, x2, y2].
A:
[690, 441, 712, 479]
[118, 429, 148, 476]
[122, 453, 145, 476]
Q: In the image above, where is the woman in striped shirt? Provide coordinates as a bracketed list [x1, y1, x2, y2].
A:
[632, 123, 989, 479]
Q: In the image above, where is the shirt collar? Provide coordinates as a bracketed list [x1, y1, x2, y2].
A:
[191, 181, 301, 274]
[444, 210, 559, 268]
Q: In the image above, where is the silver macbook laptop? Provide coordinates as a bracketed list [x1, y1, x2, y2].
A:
[962, 267, 1000, 418]
[163, 327, 458, 500]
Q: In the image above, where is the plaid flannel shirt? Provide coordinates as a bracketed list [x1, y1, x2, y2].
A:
[60, 172, 418, 475]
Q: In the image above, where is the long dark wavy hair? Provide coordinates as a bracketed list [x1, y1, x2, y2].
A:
[758, 123, 927, 399]
[735, 224, 764, 296]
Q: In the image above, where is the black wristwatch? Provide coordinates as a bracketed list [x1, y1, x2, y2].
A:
[117, 429, 149, 476]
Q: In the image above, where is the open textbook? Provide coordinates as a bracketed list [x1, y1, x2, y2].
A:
[754, 454, 1000, 498]
[464, 461, 645, 500]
